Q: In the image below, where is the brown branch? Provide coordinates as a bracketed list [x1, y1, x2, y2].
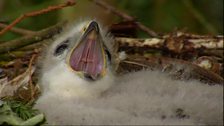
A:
[0, 23, 36, 35]
[0, 66, 36, 98]
[116, 33, 224, 53]
[18, 42, 45, 51]
[0, 21, 67, 54]
[90, 0, 158, 37]
[0, 0, 76, 36]
[0, 51, 33, 61]
[28, 54, 37, 102]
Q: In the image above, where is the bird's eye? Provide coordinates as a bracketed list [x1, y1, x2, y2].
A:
[105, 49, 111, 62]
[54, 40, 69, 56]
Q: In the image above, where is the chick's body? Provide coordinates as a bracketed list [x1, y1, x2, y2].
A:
[35, 20, 223, 125]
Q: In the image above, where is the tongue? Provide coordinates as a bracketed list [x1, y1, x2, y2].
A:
[69, 32, 104, 79]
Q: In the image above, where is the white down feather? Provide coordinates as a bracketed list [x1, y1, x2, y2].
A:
[35, 19, 223, 125]
[35, 67, 223, 125]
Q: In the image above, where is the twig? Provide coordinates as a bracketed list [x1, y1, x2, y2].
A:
[182, 0, 217, 34]
[0, 67, 35, 98]
[0, 78, 8, 97]
[116, 35, 223, 51]
[90, 0, 158, 37]
[18, 42, 45, 51]
[0, 23, 36, 35]
[0, 0, 76, 36]
[28, 54, 37, 102]
[0, 51, 33, 61]
[0, 21, 67, 54]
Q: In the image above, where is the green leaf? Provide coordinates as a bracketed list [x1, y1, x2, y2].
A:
[0, 100, 45, 125]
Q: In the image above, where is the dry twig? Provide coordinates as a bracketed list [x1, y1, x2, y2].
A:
[0, 67, 35, 98]
[116, 35, 223, 52]
[0, 0, 76, 36]
[28, 54, 37, 102]
[0, 23, 36, 36]
[0, 21, 66, 54]
[90, 0, 158, 37]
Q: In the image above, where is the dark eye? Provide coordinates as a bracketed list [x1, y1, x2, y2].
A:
[54, 40, 69, 56]
[105, 49, 111, 62]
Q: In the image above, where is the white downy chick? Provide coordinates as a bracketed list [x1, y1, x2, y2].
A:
[35, 20, 223, 125]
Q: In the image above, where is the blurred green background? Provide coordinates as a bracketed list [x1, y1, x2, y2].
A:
[0, 0, 223, 41]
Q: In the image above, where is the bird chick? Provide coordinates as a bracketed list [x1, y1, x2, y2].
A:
[37, 20, 114, 99]
[35, 20, 223, 125]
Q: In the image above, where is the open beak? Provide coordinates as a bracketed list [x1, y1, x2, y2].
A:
[68, 21, 106, 80]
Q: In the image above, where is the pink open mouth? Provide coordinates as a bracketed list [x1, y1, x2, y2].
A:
[68, 22, 105, 80]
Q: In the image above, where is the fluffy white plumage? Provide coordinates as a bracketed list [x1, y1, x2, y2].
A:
[35, 20, 223, 125]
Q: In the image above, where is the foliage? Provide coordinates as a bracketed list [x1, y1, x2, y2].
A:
[0, 100, 45, 125]
[6, 100, 38, 120]
[115, 0, 223, 36]
[0, 0, 222, 41]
